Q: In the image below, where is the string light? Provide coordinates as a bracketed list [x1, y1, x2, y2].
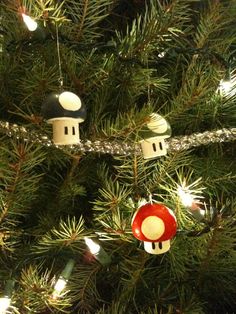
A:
[177, 185, 197, 208]
[0, 297, 11, 314]
[52, 259, 75, 299]
[218, 68, 236, 96]
[177, 182, 203, 208]
[0, 280, 15, 314]
[84, 237, 100, 255]
[158, 51, 166, 58]
[219, 79, 233, 94]
[176, 178, 205, 221]
[22, 13, 38, 31]
[84, 237, 111, 266]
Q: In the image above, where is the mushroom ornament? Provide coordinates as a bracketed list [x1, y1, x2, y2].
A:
[132, 203, 177, 254]
[41, 91, 86, 145]
[139, 113, 171, 159]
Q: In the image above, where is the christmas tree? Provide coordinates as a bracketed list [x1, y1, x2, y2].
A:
[0, 0, 236, 313]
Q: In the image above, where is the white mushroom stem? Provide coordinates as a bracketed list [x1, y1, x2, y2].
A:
[140, 136, 167, 159]
[51, 119, 80, 145]
[144, 240, 170, 255]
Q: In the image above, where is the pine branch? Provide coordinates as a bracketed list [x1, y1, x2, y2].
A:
[32, 216, 88, 256]
[69, 264, 101, 313]
[0, 142, 44, 225]
[117, 251, 149, 308]
[194, 0, 236, 50]
[16, 264, 71, 313]
[76, 0, 88, 41]
[63, 0, 113, 42]
[114, 0, 191, 60]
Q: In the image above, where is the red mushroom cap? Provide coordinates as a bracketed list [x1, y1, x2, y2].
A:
[132, 203, 177, 242]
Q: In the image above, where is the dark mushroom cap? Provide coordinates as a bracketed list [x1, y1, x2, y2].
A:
[42, 91, 86, 122]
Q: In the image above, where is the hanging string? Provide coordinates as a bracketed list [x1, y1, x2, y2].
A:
[55, 24, 64, 89]
[143, 59, 154, 202]
[147, 60, 151, 105]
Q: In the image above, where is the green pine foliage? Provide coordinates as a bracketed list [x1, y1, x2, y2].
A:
[0, 0, 236, 313]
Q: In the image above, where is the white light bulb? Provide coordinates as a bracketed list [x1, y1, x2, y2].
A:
[177, 186, 194, 207]
[158, 51, 166, 58]
[84, 237, 100, 255]
[0, 297, 11, 314]
[221, 80, 233, 93]
[52, 278, 67, 299]
[218, 76, 236, 97]
[22, 13, 38, 31]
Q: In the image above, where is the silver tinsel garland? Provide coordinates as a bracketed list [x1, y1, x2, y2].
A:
[0, 120, 235, 155]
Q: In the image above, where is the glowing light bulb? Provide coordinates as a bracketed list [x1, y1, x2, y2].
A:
[51, 259, 75, 299]
[176, 176, 204, 210]
[22, 13, 38, 31]
[158, 51, 166, 58]
[84, 237, 100, 255]
[220, 79, 233, 94]
[0, 296, 11, 314]
[84, 237, 111, 265]
[176, 178, 206, 221]
[177, 186, 195, 208]
[218, 69, 236, 96]
[52, 277, 67, 299]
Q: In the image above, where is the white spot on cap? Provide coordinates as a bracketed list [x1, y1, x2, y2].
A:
[147, 113, 168, 133]
[141, 216, 165, 240]
[59, 92, 81, 111]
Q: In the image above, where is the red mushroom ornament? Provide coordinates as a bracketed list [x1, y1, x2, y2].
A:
[132, 203, 177, 254]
